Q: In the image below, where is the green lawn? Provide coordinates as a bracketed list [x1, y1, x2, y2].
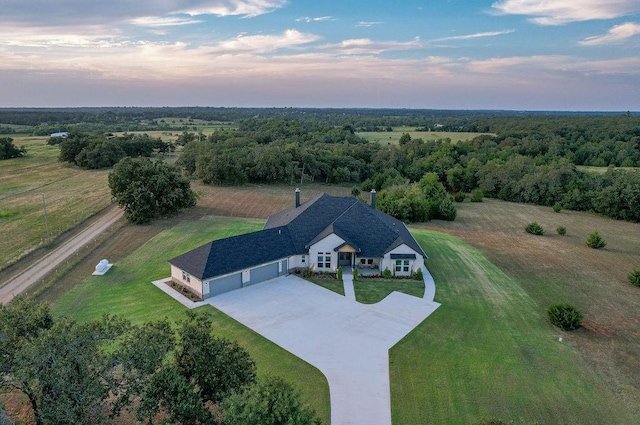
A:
[51, 216, 330, 423]
[390, 229, 637, 424]
[353, 278, 424, 304]
[306, 276, 345, 296]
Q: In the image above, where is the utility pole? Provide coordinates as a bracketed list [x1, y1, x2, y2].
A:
[42, 193, 51, 244]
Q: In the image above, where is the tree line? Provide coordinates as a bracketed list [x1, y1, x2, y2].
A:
[176, 116, 639, 222]
[55, 132, 174, 169]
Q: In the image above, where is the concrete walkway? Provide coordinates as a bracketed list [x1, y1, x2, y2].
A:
[154, 267, 440, 425]
[342, 266, 355, 300]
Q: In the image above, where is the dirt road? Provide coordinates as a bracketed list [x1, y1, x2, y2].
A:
[0, 206, 124, 304]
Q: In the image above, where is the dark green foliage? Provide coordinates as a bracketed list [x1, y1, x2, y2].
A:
[376, 173, 456, 222]
[113, 312, 256, 424]
[553, 203, 562, 213]
[176, 312, 256, 405]
[586, 230, 606, 249]
[58, 132, 170, 169]
[0, 298, 129, 425]
[470, 188, 484, 202]
[337, 266, 343, 280]
[383, 268, 392, 279]
[548, 303, 584, 331]
[221, 376, 321, 425]
[352, 268, 358, 280]
[556, 226, 567, 235]
[525, 222, 544, 235]
[109, 157, 197, 224]
[628, 269, 640, 287]
[0, 137, 26, 159]
[454, 192, 466, 202]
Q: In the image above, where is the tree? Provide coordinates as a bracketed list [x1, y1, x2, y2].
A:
[0, 299, 129, 425]
[0, 137, 26, 159]
[548, 303, 583, 331]
[109, 157, 197, 224]
[221, 376, 321, 425]
[586, 230, 606, 249]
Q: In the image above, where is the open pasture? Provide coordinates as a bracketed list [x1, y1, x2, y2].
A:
[358, 128, 490, 144]
[426, 198, 640, 420]
[0, 135, 111, 271]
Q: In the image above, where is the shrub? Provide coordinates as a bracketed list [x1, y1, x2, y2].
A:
[470, 188, 484, 202]
[548, 303, 583, 331]
[553, 203, 562, 213]
[556, 226, 567, 235]
[586, 230, 606, 249]
[414, 268, 423, 281]
[628, 269, 640, 287]
[301, 268, 313, 278]
[352, 268, 358, 280]
[525, 222, 544, 235]
[382, 268, 392, 279]
[454, 192, 466, 202]
[438, 196, 457, 221]
[337, 266, 343, 280]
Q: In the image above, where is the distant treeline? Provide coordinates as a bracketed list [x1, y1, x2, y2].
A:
[176, 117, 640, 222]
[54, 132, 174, 169]
[1, 107, 635, 134]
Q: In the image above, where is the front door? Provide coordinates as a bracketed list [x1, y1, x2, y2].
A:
[338, 252, 352, 266]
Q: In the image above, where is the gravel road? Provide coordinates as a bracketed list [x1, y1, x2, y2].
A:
[0, 206, 124, 304]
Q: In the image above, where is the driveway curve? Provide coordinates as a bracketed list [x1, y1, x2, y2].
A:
[0, 206, 123, 304]
[205, 273, 440, 425]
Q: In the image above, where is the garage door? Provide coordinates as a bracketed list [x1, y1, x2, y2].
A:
[207, 273, 242, 298]
[246, 262, 279, 286]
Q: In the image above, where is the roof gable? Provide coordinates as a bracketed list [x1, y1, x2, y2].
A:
[169, 226, 295, 280]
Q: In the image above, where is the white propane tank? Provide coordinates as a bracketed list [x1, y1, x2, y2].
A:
[95, 259, 109, 272]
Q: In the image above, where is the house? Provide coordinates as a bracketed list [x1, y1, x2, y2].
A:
[168, 189, 427, 299]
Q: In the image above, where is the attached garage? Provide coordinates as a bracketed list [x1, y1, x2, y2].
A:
[206, 272, 242, 297]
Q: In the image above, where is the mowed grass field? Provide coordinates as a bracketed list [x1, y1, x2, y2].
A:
[50, 216, 331, 423]
[0, 135, 111, 270]
[47, 185, 640, 423]
[425, 199, 640, 422]
[358, 127, 491, 144]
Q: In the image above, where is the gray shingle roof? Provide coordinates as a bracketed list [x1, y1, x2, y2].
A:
[169, 226, 295, 280]
[171, 193, 426, 280]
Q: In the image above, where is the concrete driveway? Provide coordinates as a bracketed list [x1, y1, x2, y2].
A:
[206, 274, 440, 425]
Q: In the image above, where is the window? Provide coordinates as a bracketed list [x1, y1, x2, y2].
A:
[317, 252, 331, 269]
[403, 260, 410, 272]
[367, 258, 373, 265]
[360, 258, 366, 265]
[301, 255, 306, 263]
[395, 260, 402, 273]
[182, 271, 191, 283]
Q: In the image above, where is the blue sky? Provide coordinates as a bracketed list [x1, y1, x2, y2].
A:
[1, 0, 639, 110]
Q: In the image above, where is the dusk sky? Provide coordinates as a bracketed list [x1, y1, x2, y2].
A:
[1, 0, 639, 110]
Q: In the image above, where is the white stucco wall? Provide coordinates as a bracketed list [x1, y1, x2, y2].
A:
[309, 233, 345, 271]
[288, 254, 309, 270]
[381, 244, 424, 276]
[170, 265, 203, 296]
